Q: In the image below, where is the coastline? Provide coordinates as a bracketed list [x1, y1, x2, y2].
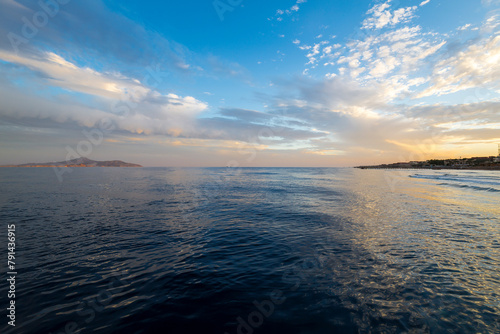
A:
[356, 155, 500, 171]
[0, 165, 142, 168]
[356, 166, 500, 170]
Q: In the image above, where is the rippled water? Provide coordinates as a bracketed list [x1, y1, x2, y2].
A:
[0, 167, 499, 333]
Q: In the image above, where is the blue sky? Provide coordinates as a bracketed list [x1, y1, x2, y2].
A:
[0, 0, 499, 166]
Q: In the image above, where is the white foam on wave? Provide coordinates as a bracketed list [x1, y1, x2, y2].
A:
[409, 172, 500, 191]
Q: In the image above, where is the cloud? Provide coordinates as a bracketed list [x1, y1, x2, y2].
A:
[0, 51, 208, 137]
[298, 0, 446, 88]
[482, 0, 500, 6]
[305, 41, 330, 66]
[193, 117, 323, 144]
[308, 24, 445, 101]
[218, 108, 273, 123]
[0, 50, 328, 148]
[0, 0, 191, 73]
[416, 32, 500, 98]
[206, 55, 249, 79]
[295, 76, 386, 112]
[266, 7, 500, 162]
[407, 101, 500, 128]
[1, 0, 499, 166]
[420, 0, 431, 6]
[253, 100, 436, 160]
[272, 0, 308, 21]
[362, 1, 418, 30]
[0, 49, 148, 100]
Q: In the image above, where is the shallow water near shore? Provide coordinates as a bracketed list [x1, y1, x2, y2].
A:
[0, 167, 499, 333]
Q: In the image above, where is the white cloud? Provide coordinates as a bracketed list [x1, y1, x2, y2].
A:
[323, 46, 333, 55]
[482, 0, 500, 6]
[420, 0, 430, 6]
[483, 12, 500, 31]
[2, 0, 498, 165]
[0, 50, 148, 99]
[362, 1, 418, 30]
[0, 50, 208, 136]
[417, 33, 500, 98]
[458, 23, 472, 30]
[306, 41, 329, 66]
[369, 57, 398, 77]
[296, 11, 453, 110]
[273, 0, 308, 21]
[329, 24, 445, 87]
[280, 11, 500, 160]
[392, 6, 417, 24]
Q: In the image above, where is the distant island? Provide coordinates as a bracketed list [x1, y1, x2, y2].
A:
[0, 157, 142, 168]
[356, 155, 500, 170]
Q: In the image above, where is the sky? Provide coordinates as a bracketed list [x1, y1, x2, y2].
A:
[0, 0, 499, 167]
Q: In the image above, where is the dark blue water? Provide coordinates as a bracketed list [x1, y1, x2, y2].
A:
[0, 167, 499, 333]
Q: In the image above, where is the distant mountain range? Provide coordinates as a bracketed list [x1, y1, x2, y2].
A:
[0, 157, 142, 168]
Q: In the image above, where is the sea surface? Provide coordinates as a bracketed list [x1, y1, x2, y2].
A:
[0, 167, 499, 333]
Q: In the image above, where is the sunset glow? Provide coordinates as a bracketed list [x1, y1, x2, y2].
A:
[1, 0, 499, 166]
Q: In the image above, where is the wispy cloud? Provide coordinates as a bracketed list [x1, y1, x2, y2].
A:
[0, 0, 191, 73]
[271, 0, 308, 22]
[416, 33, 500, 98]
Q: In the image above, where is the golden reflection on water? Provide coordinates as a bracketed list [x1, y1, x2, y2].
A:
[1, 167, 498, 332]
[326, 169, 500, 327]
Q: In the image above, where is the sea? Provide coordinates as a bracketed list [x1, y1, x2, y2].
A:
[0, 167, 499, 333]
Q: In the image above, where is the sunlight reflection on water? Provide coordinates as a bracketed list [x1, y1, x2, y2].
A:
[0, 167, 498, 333]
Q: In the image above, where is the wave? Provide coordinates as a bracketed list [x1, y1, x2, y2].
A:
[409, 173, 500, 192]
[409, 173, 500, 185]
[437, 182, 500, 192]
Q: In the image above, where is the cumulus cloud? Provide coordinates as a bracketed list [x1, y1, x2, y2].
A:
[272, 0, 308, 21]
[277, 6, 500, 162]
[310, 24, 445, 102]
[362, 1, 418, 30]
[305, 41, 330, 66]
